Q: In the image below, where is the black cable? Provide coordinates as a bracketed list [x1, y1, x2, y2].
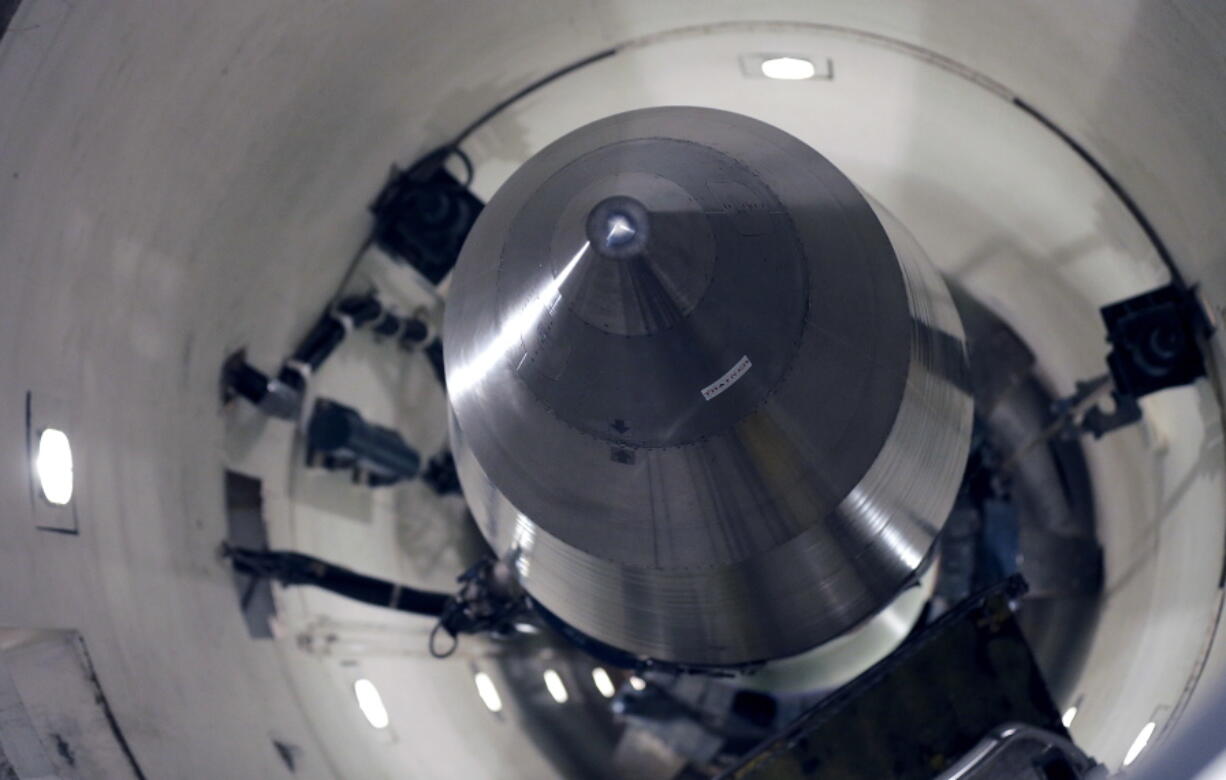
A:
[447, 47, 619, 149]
[323, 49, 617, 337]
[224, 546, 452, 618]
[429, 620, 460, 659]
[338, 48, 617, 304]
[1012, 98, 1187, 290]
[447, 145, 475, 189]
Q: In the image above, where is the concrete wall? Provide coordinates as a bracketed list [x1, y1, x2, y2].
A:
[0, 1, 1222, 777]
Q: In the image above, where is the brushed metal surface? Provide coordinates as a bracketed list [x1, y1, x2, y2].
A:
[445, 107, 972, 665]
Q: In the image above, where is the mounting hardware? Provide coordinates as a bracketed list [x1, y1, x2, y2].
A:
[221, 349, 302, 420]
[222, 293, 435, 420]
[421, 451, 463, 496]
[430, 557, 529, 658]
[1100, 282, 1211, 399]
[369, 149, 483, 285]
[1057, 283, 1213, 439]
[305, 398, 421, 486]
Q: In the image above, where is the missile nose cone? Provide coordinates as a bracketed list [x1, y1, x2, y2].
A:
[445, 106, 973, 666]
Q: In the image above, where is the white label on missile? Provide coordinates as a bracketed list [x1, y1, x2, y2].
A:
[701, 355, 752, 400]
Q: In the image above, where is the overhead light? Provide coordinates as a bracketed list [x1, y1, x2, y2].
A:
[352, 679, 389, 729]
[1062, 706, 1078, 728]
[628, 675, 647, 691]
[543, 668, 569, 704]
[761, 56, 816, 80]
[1123, 721, 1156, 766]
[35, 428, 73, 505]
[591, 667, 616, 698]
[474, 671, 503, 713]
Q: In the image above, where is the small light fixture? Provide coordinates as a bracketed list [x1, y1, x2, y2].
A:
[352, 678, 389, 729]
[628, 675, 646, 691]
[35, 428, 73, 505]
[761, 56, 816, 80]
[543, 669, 569, 704]
[1062, 706, 1078, 728]
[591, 667, 616, 698]
[474, 671, 503, 713]
[1123, 721, 1156, 766]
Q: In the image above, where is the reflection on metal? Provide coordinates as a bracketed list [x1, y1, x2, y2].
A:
[940, 286, 1102, 704]
[446, 106, 973, 666]
[725, 578, 1070, 779]
[936, 724, 1104, 780]
[735, 568, 935, 694]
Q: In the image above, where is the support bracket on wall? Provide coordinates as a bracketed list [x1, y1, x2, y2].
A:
[1041, 282, 1214, 443]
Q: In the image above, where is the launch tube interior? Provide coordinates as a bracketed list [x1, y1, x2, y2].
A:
[0, 2, 1224, 779]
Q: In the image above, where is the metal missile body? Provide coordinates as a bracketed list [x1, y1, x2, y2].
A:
[445, 107, 972, 666]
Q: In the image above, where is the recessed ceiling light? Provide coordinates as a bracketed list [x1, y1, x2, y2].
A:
[474, 671, 503, 713]
[1061, 706, 1078, 727]
[352, 678, 389, 729]
[628, 675, 646, 691]
[591, 667, 616, 698]
[543, 669, 569, 704]
[35, 428, 73, 505]
[1123, 721, 1156, 766]
[761, 56, 816, 80]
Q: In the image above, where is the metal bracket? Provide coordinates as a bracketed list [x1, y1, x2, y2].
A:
[1057, 283, 1213, 438]
[369, 148, 483, 285]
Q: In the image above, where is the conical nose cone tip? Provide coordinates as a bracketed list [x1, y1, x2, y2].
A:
[586, 195, 650, 258]
[604, 214, 636, 245]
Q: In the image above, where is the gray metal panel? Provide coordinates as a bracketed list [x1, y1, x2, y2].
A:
[446, 107, 972, 665]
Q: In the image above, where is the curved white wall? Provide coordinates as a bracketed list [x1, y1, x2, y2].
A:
[0, 2, 1223, 778]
